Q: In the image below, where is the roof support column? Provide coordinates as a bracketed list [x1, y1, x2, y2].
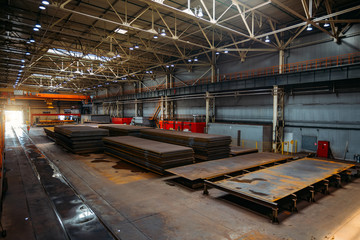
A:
[272, 85, 284, 153]
[166, 73, 173, 89]
[160, 96, 164, 121]
[211, 51, 217, 83]
[116, 101, 124, 118]
[279, 49, 285, 74]
[205, 91, 215, 133]
[135, 99, 143, 117]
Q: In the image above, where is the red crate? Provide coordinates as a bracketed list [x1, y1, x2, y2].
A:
[183, 122, 192, 131]
[191, 122, 206, 133]
[158, 120, 164, 129]
[164, 120, 175, 130]
[174, 121, 184, 131]
[111, 117, 132, 124]
[317, 141, 330, 158]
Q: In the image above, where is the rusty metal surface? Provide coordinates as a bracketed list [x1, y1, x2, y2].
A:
[167, 152, 292, 181]
[230, 146, 258, 156]
[211, 158, 354, 204]
[103, 136, 194, 155]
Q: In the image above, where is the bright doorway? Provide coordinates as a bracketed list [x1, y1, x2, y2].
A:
[5, 111, 24, 126]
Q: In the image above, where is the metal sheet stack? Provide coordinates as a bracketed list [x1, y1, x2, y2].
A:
[103, 136, 194, 174]
[43, 127, 56, 141]
[98, 124, 152, 137]
[54, 126, 109, 154]
[140, 129, 231, 161]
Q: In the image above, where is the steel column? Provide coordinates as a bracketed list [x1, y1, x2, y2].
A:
[205, 91, 215, 133]
[272, 85, 284, 153]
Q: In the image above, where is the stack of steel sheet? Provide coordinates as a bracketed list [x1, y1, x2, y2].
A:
[103, 136, 194, 174]
[54, 126, 109, 154]
[140, 129, 231, 161]
[43, 127, 56, 141]
[98, 124, 152, 136]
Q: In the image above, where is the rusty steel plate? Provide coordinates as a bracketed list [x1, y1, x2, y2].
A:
[167, 152, 292, 181]
[230, 146, 258, 156]
[210, 158, 354, 204]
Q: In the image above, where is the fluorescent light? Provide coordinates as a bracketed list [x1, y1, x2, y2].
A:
[21, 59, 25, 63]
[26, 52, 31, 55]
[129, 47, 134, 50]
[39, 5, 46, 10]
[33, 27, 39, 31]
[134, 44, 139, 49]
[188, 59, 192, 62]
[194, 58, 198, 62]
[153, 35, 158, 39]
[307, 24, 312, 31]
[42, 0, 50, 5]
[170, 64, 174, 67]
[35, 23, 41, 28]
[114, 28, 127, 34]
[216, 52, 220, 55]
[30, 36, 35, 43]
[224, 49, 229, 53]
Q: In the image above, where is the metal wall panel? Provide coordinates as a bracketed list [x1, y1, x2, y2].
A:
[207, 123, 272, 152]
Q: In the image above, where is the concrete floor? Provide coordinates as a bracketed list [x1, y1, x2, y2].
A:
[4, 126, 360, 240]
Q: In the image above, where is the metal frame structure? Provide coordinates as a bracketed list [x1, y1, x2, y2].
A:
[203, 158, 354, 223]
[1, 0, 359, 93]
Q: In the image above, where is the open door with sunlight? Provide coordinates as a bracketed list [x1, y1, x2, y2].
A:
[5, 111, 23, 127]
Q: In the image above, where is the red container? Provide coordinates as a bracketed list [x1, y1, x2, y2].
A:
[317, 141, 330, 158]
[183, 122, 192, 131]
[158, 120, 164, 129]
[165, 120, 175, 130]
[174, 121, 184, 131]
[111, 117, 132, 124]
[191, 122, 206, 133]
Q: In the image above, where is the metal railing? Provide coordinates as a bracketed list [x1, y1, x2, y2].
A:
[97, 52, 360, 99]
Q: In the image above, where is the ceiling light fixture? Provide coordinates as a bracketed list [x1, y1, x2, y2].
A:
[21, 59, 25, 63]
[224, 49, 229, 53]
[129, 47, 134, 50]
[39, 5, 46, 10]
[26, 51, 31, 55]
[153, 35, 158, 39]
[188, 59, 192, 62]
[324, 19, 330, 28]
[170, 64, 174, 67]
[33, 27, 39, 31]
[42, 0, 50, 5]
[30, 36, 35, 43]
[114, 28, 127, 34]
[265, 36, 270, 43]
[306, 24, 313, 31]
[35, 22, 41, 28]
[160, 29, 166, 36]
[134, 44, 139, 49]
[194, 6, 203, 17]
[194, 57, 198, 62]
[216, 52, 220, 55]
